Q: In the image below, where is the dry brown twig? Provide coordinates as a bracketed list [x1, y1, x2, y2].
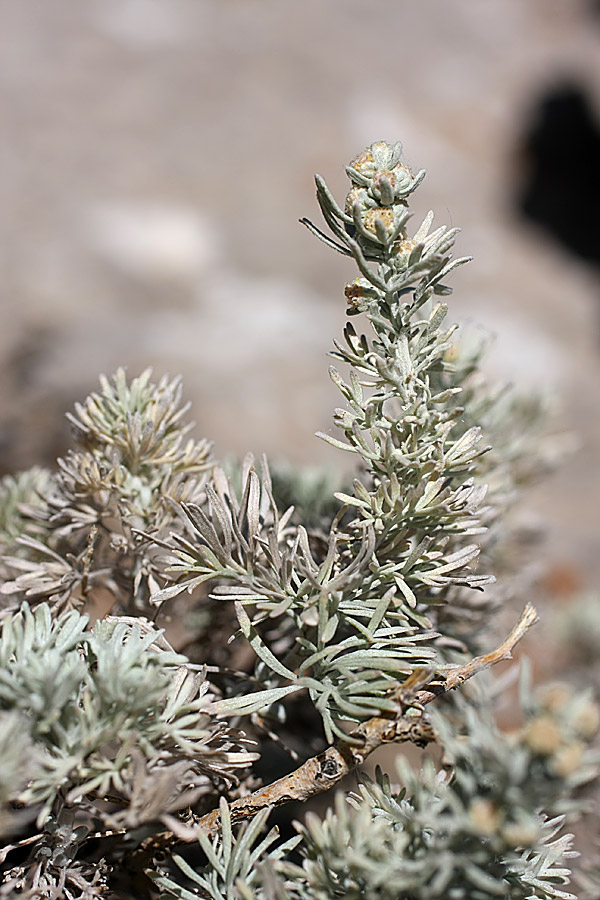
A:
[160, 603, 538, 842]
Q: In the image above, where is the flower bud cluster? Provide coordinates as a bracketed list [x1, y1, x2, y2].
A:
[522, 685, 600, 779]
[343, 141, 425, 253]
[307, 140, 467, 324]
[345, 141, 422, 203]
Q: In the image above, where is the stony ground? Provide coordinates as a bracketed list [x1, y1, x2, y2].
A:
[1, 0, 599, 613]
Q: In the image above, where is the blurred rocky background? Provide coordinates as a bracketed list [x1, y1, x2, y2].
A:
[1, 0, 599, 620]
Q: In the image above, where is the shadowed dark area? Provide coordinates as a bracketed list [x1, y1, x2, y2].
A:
[517, 83, 600, 267]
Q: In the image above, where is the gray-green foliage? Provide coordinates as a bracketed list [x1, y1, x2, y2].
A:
[0, 467, 52, 552]
[150, 798, 302, 900]
[290, 718, 581, 900]
[0, 603, 254, 828]
[294, 683, 598, 900]
[146, 143, 503, 742]
[0, 369, 213, 613]
[0, 140, 596, 900]
[159, 687, 597, 900]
